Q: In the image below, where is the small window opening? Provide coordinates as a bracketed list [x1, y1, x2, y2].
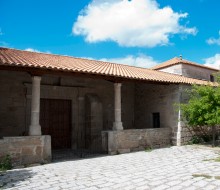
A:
[210, 75, 214, 82]
[153, 113, 160, 128]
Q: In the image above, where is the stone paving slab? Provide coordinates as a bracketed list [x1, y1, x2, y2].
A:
[1, 146, 220, 189]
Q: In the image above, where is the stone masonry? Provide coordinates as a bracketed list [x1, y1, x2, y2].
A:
[0, 70, 181, 149]
[0, 69, 198, 160]
[0, 136, 51, 166]
[102, 128, 172, 154]
[159, 63, 216, 81]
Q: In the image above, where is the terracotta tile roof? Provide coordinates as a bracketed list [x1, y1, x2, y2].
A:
[0, 47, 214, 85]
[151, 57, 219, 71]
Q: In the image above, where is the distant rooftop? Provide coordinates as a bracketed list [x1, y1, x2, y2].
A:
[151, 57, 219, 71]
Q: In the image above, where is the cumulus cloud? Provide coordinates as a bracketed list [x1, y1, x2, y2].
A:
[204, 54, 220, 69]
[73, 0, 197, 47]
[25, 48, 40, 52]
[206, 31, 220, 45]
[99, 54, 159, 68]
[25, 48, 51, 54]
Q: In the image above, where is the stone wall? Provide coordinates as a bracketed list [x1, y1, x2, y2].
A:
[178, 125, 220, 145]
[181, 64, 216, 81]
[85, 94, 103, 151]
[0, 136, 51, 166]
[180, 126, 194, 144]
[159, 64, 183, 75]
[134, 83, 180, 130]
[0, 71, 31, 137]
[102, 128, 172, 154]
[159, 64, 217, 81]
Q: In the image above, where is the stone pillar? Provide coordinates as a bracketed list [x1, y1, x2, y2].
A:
[113, 83, 123, 130]
[29, 76, 42, 136]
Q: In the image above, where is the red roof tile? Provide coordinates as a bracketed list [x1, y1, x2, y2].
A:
[0, 47, 214, 85]
[151, 57, 219, 71]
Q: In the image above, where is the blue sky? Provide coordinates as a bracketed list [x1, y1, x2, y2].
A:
[0, 0, 220, 68]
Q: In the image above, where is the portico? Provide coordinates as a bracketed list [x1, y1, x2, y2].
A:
[0, 47, 212, 165]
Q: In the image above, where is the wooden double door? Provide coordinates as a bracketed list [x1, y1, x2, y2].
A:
[40, 99, 72, 149]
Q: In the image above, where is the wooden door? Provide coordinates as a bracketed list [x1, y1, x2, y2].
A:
[40, 99, 72, 149]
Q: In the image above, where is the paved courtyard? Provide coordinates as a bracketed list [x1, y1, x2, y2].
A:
[1, 146, 220, 190]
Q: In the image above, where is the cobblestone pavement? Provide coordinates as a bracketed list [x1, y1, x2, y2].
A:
[1, 146, 220, 190]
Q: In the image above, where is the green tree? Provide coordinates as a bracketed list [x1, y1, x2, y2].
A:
[181, 81, 220, 146]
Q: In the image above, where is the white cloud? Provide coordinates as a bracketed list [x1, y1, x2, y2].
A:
[25, 48, 51, 54]
[204, 54, 220, 69]
[73, 0, 197, 47]
[25, 48, 40, 52]
[206, 31, 220, 45]
[99, 54, 159, 68]
[0, 41, 9, 47]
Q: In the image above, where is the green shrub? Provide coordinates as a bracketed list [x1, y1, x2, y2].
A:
[189, 135, 202, 144]
[201, 134, 212, 142]
[0, 154, 12, 171]
[188, 134, 213, 145]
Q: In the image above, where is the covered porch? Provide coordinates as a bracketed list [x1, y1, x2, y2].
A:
[0, 47, 194, 165]
[0, 69, 180, 165]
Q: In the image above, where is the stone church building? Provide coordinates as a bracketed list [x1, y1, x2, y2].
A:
[0, 47, 218, 165]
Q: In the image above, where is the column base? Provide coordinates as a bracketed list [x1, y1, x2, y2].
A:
[113, 122, 123, 131]
[29, 124, 42, 136]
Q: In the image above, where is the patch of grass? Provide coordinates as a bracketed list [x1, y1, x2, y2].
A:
[203, 156, 220, 162]
[145, 147, 153, 152]
[192, 174, 212, 179]
[203, 158, 214, 161]
[0, 155, 12, 171]
[215, 176, 220, 180]
[214, 157, 220, 162]
[193, 173, 220, 180]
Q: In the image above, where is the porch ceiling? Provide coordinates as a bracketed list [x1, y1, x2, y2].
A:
[0, 47, 214, 85]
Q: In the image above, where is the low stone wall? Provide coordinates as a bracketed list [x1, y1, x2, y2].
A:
[102, 128, 172, 155]
[0, 135, 51, 166]
[180, 126, 194, 145]
[180, 126, 220, 145]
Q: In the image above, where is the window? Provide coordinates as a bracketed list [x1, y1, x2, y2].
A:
[210, 75, 214, 82]
[152, 113, 160, 128]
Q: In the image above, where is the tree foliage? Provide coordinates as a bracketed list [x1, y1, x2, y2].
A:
[181, 76, 220, 145]
[181, 84, 220, 127]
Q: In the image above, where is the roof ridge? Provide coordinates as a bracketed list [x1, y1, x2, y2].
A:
[0, 47, 216, 85]
[151, 56, 219, 71]
[0, 47, 154, 71]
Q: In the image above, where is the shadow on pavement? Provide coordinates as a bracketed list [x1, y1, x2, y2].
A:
[0, 169, 35, 189]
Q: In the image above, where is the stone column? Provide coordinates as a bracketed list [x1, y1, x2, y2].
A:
[29, 76, 42, 136]
[113, 83, 123, 130]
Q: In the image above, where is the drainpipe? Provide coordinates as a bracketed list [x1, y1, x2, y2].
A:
[177, 86, 182, 146]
